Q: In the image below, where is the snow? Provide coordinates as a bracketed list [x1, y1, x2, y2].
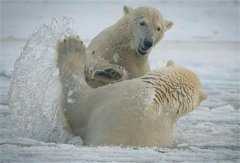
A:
[0, 0, 239, 162]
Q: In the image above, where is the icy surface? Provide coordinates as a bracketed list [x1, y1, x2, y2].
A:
[0, 0, 240, 162]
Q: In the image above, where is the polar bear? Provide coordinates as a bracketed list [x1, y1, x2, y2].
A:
[85, 6, 173, 88]
[57, 37, 207, 147]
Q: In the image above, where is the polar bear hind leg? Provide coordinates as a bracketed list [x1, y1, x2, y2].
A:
[56, 36, 88, 145]
[57, 36, 86, 74]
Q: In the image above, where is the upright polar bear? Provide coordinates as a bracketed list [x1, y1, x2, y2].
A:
[85, 6, 173, 87]
[57, 37, 207, 147]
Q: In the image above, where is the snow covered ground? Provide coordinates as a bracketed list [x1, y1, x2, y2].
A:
[0, 0, 239, 162]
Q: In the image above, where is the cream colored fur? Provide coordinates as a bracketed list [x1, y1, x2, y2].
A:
[85, 6, 173, 88]
[57, 37, 207, 147]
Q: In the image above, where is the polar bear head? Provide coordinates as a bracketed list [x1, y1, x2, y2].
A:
[142, 62, 207, 117]
[165, 63, 207, 115]
[123, 6, 173, 56]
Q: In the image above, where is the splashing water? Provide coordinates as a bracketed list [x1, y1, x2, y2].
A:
[8, 18, 80, 143]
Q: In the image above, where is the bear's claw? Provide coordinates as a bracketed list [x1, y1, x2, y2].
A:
[94, 68, 122, 80]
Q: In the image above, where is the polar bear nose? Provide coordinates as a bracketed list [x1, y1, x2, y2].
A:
[143, 39, 153, 49]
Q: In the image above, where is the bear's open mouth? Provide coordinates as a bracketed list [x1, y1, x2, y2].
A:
[137, 48, 147, 55]
[136, 39, 152, 56]
[137, 45, 149, 55]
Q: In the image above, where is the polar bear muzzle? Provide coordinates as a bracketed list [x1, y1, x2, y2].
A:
[137, 38, 153, 55]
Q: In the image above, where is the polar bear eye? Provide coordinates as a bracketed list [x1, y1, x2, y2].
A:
[139, 21, 146, 26]
[157, 27, 161, 32]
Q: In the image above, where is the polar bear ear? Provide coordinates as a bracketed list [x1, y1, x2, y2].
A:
[123, 5, 133, 15]
[164, 20, 174, 31]
[166, 60, 175, 67]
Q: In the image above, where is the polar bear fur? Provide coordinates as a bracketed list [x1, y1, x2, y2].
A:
[57, 37, 207, 147]
[85, 6, 173, 88]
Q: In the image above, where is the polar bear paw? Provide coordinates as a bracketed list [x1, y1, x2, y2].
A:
[85, 64, 128, 87]
[57, 36, 85, 71]
[58, 36, 84, 54]
[94, 67, 122, 80]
